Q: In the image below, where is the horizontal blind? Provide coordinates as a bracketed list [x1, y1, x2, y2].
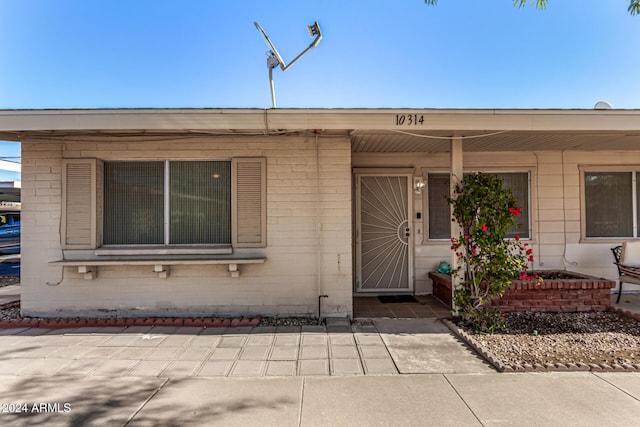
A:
[428, 172, 531, 240]
[103, 162, 164, 245]
[170, 161, 231, 244]
[495, 172, 529, 239]
[585, 172, 633, 237]
[427, 174, 451, 240]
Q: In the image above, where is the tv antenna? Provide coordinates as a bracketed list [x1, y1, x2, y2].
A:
[254, 20, 323, 108]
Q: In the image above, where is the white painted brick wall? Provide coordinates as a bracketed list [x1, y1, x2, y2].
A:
[21, 135, 353, 318]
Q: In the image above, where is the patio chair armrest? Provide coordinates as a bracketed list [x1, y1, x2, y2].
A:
[618, 264, 640, 279]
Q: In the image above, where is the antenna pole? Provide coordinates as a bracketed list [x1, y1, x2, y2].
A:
[255, 21, 322, 108]
[269, 67, 277, 108]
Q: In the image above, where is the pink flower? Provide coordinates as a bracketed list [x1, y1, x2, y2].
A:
[481, 224, 488, 232]
[515, 235, 520, 241]
[528, 255, 534, 262]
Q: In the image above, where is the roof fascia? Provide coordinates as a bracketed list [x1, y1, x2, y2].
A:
[0, 108, 639, 134]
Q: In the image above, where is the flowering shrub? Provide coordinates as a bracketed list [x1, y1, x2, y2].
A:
[448, 173, 540, 332]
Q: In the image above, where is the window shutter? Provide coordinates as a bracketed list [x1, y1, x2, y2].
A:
[232, 158, 266, 247]
[61, 159, 97, 249]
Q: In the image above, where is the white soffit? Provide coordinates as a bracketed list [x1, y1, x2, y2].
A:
[351, 130, 640, 153]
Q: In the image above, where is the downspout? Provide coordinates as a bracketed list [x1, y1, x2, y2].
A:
[315, 131, 325, 324]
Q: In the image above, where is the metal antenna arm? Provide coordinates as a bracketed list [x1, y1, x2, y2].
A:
[254, 21, 322, 108]
[254, 21, 322, 71]
[281, 22, 322, 71]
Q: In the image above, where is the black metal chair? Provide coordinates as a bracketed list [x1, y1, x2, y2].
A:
[611, 245, 640, 303]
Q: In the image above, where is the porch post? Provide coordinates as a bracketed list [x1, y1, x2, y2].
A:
[450, 137, 463, 313]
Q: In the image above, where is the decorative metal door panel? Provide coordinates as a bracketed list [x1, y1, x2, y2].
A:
[356, 174, 412, 292]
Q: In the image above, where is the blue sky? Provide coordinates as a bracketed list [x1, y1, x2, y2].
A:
[1, 0, 639, 179]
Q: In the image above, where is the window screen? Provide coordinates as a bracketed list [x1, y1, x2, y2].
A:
[584, 172, 633, 238]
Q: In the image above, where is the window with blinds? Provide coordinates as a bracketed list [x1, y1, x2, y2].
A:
[584, 171, 635, 238]
[61, 157, 266, 249]
[104, 161, 165, 245]
[427, 172, 531, 240]
[103, 160, 231, 245]
[170, 161, 231, 244]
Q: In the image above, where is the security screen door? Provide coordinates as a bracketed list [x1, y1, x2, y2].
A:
[356, 173, 413, 292]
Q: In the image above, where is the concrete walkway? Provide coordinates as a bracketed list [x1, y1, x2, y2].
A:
[0, 318, 639, 426]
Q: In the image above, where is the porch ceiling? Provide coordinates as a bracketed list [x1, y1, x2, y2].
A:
[350, 130, 640, 153]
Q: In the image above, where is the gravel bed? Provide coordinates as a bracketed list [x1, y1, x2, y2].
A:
[458, 311, 640, 367]
[258, 317, 319, 327]
[0, 307, 20, 320]
[0, 306, 320, 326]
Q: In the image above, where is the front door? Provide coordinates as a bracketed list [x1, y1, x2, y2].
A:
[356, 173, 413, 292]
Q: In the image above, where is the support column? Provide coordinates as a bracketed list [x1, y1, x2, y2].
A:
[450, 137, 463, 313]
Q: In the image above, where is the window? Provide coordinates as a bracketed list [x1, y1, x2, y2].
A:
[104, 161, 231, 246]
[584, 171, 638, 238]
[427, 172, 530, 240]
[61, 157, 266, 250]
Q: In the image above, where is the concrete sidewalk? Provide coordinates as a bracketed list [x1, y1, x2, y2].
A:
[0, 318, 639, 426]
[0, 372, 638, 426]
[0, 319, 493, 378]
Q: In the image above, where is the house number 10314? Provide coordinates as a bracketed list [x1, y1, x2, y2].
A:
[395, 114, 424, 126]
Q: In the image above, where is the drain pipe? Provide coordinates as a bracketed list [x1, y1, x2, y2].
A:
[315, 131, 326, 325]
[318, 294, 328, 325]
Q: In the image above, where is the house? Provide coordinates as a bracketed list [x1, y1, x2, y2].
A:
[0, 108, 639, 318]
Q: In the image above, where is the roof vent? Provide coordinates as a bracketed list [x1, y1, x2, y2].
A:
[594, 101, 613, 110]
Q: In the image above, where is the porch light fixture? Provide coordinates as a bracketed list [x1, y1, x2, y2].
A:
[414, 177, 426, 195]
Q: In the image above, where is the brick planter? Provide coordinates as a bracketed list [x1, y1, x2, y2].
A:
[429, 271, 616, 312]
[429, 272, 453, 308]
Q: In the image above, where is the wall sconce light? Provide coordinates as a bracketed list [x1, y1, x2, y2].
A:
[414, 177, 426, 195]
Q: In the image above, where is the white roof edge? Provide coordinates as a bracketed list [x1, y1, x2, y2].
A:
[0, 108, 639, 133]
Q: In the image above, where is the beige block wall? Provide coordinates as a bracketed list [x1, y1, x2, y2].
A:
[21, 135, 353, 318]
[353, 149, 640, 295]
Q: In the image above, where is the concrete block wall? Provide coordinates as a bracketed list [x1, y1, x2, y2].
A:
[20, 134, 352, 318]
